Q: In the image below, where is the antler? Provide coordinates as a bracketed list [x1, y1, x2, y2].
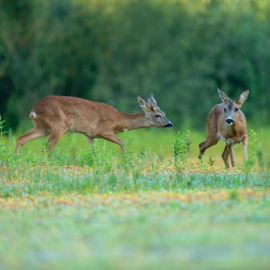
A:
[148, 93, 159, 110]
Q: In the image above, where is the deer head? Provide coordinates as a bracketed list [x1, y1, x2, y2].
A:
[217, 88, 249, 126]
[138, 94, 173, 129]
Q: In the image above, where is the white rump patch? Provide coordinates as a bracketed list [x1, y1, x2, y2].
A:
[30, 111, 37, 118]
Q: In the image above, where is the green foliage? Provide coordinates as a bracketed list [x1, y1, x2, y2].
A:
[267, 148, 270, 169]
[121, 129, 136, 171]
[1, 0, 270, 130]
[241, 128, 265, 175]
[171, 130, 192, 179]
[172, 130, 192, 162]
[248, 129, 259, 165]
[79, 142, 113, 172]
[79, 144, 95, 167]
[0, 115, 8, 166]
[207, 155, 215, 167]
[139, 145, 146, 160]
[0, 115, 8, 144]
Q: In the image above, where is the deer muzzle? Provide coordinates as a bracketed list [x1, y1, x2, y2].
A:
[226, 118, 234, 125]
[165, 122, 173, 129]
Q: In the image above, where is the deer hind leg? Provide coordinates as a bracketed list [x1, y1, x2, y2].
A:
[242, 135, 248, 161]
[199, 137, 218, 159]
[46, 126, 69, 151]
[42, 107, 71, 152]
[16, 128, 47, 153]
[199, 108, 219, 159]
[222, 146, 230, 169]
[97, 132, 125, 153]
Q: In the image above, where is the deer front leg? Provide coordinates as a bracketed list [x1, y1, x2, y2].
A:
[222, 146, 230, 169]
[242, 135, 248, 161]
[227, 144, 236, 168]
[97, 132, 125, 153]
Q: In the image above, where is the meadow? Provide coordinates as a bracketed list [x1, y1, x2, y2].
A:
[0, 119, 270, 269]
[1, 0, 270, 268]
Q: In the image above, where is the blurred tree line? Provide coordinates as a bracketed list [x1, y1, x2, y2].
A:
[0, 0, 270, 130]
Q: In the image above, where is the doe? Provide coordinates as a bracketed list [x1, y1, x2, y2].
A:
[199, 88, 249, 168]
[16, 94, 173, 153]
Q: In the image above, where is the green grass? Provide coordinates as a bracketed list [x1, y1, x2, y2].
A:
[0, 198, 270, 270]
[5, 126, 270, 166]
[0, 125, 270, 269]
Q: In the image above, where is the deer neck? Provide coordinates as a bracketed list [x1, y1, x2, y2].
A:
[231, 121, 242, 134]
[120, 112, 150, 131]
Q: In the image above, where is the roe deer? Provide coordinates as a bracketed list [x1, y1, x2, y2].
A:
[199, 88, 249, 168]
[16, 94, 173, 153]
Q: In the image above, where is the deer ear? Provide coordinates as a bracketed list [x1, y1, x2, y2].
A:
[148, 93, 159, 110]
[138, 96, 146, 109]
[235, 90, 249, 106]
[138, 96, 152, 111]
[217, 88, 230, 104]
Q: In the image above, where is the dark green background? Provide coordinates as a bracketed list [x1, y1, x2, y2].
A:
[0, 0, 269, 130]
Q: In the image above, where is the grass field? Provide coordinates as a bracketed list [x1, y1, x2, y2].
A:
[1, 124, 270, 269]
[5, 125, 270, 166]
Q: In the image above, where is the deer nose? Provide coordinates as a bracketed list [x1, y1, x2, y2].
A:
[226, 118, 234, 125]
[165, 122, 173, 129]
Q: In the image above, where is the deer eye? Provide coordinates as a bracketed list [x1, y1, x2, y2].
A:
[223, 108, 227, 113]
[234, 108, 239, 112]
[155, 114, 161, 118]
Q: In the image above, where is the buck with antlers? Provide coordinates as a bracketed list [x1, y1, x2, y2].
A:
[199, 88, 249, 168]
[16, 94, 173, 153]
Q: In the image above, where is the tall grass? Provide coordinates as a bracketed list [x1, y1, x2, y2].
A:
[0, 118, 269, 198]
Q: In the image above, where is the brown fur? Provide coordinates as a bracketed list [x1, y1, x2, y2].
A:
[16, 94, 172, 153]
[199, 89, 249, 168]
